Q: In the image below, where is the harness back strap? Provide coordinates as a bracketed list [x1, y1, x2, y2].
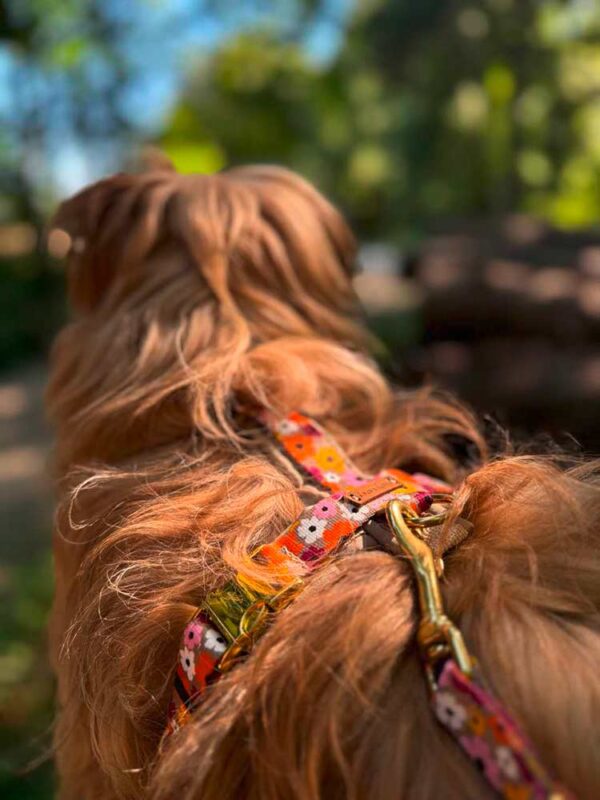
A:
[162, 411, 575, 800]
[165, 410, 448, 735]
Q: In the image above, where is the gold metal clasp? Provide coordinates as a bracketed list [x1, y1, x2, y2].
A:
[203, 576, 303, 673]
[386, 499, 473, 690]
[404, 493, 454, 528]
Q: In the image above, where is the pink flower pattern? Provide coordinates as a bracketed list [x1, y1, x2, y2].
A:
[164, 411, 573, 800]
[435, 659, 574, 799]
[182, 621, 204, 649]
[165, 411, 445, 739]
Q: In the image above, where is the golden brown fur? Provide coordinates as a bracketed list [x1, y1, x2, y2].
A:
[46, 165, 600, 800]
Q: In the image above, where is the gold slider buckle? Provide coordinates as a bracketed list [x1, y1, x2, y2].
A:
[202, 577, 302, 673]
[386, 499, 473, 691]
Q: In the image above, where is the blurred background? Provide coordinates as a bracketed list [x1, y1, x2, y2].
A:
[1, 1, 599, 795]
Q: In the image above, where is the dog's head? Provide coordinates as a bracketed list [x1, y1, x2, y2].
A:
[47, 165, 374, 469]
[52, 164, 358, 322]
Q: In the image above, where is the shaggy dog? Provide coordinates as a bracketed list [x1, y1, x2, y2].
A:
[47, 165, 600, 799]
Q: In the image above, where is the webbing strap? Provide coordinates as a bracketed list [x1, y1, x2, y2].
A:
[164, 411, 447, 735]
[262, 409, 446, 497]
[434, 659, 575, 799]
[254, 410, 449, 580]
[162, 412, 576, 800]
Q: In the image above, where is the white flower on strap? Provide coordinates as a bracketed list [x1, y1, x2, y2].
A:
[277, 419, 300, 435]
[323, 470, 342, 483]
[179, 647, 195, 681]
[496, 745, 521, 781]
[434, 690, 467, 731]
[203, 627, 228, 655]
[338, 500, 370, 524]
[296, 516, 327, 544]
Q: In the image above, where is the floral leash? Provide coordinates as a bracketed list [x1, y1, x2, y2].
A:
[435, 660, 571, 799]
[164, 411, 574, 800]
[386, 501, 574, 800]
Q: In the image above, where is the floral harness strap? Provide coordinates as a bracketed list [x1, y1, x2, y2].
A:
[164, 411, 574, 800]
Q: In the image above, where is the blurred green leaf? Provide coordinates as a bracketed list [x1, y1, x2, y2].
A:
[46, 36, 86, 68]
[162, 141, 226, 175]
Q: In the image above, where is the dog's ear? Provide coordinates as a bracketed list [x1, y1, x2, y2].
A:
[50, 171, 176, 311]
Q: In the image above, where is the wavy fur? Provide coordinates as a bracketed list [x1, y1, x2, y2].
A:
[46, 165, 600, 799]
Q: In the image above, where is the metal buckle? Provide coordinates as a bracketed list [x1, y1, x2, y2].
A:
[202, 576, 303, 673]
[386, 498, 473, 691]
[403, 493, 454, 527]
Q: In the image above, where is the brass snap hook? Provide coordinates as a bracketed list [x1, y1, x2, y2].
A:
[386, 499, 473, 689]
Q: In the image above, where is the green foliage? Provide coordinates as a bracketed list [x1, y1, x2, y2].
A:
[160, 0, 600, 237]
[0, 258, 65, 368]
[0, 5, 599, 798]
[0, 554, 55, 797]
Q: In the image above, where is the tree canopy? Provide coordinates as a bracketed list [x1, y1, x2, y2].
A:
[159, 1, 600, 239]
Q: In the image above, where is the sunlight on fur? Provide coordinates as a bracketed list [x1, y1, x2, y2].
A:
[46, 165, 600, 799]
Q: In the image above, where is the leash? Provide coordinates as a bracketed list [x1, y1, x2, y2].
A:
[386, 501, 573, 800]
[163, 411, 574, 800]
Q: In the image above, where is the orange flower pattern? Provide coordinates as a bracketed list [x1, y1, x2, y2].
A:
[165, 411, 575, 800]
[165, 410, 445, 738]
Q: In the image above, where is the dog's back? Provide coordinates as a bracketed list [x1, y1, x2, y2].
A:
[47, 166, 600, 800]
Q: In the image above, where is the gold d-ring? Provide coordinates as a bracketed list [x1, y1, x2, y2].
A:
[404, 493, 454, 528]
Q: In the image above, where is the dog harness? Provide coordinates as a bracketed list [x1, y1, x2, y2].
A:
[164, 411, 574, 800]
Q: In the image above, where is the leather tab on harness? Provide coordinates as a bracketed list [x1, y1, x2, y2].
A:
[343, 474, 400, 505]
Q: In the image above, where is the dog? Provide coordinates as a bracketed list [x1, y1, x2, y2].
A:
[46, 164, 600, 799]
